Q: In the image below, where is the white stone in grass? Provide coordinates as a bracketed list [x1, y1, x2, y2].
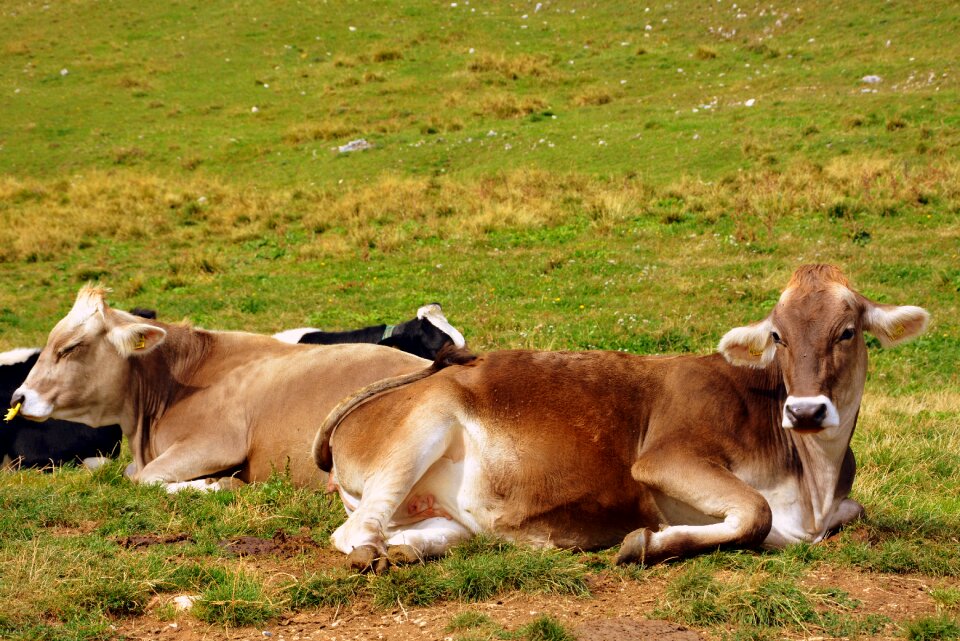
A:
[60, 68, 69, 76]
[862, 74, 883, 84]
[173, 595, 197, 611]
[338, 138, 373, 153]
[745, 98, 756, 107]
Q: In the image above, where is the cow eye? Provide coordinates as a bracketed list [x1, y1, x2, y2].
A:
[838, 327, 855, 342]
[57, 343, 81, 359]
[771, 331, 782, 345]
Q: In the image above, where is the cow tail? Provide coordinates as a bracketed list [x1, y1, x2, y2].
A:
[313, 344, 476, 472]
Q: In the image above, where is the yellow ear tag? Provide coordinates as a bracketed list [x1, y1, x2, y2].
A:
[892, 324, 905, 339]
[4, 402, 21, 422]
[134, 336, 147, 350]
[749, 346, 764, 357]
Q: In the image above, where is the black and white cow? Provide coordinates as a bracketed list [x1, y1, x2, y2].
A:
[273, 303, 465, 360]
[1, 348, 122, 470]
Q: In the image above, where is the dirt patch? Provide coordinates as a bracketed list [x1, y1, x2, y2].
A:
[218, 531, 321, 557]
[115, 533, 194, 548]
[574, 618, 703, 640]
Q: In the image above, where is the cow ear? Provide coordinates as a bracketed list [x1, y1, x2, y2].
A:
[107, 323, 167, 357]
[719, 318, 776, 368]
[862, 301, 929, 347]
[417, 303, 466, 348]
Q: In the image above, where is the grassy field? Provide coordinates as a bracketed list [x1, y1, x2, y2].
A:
[1, 0, 959, 639]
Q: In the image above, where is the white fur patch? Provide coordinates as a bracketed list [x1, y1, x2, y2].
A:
[718, 320, 775, 368]
[0, 347, 40, 367]
[782, 394, 840, 429]
[65, 287, 107, 330]
[12, 385, 53, 420]
[272, 327, 321, 344]
[417, 304, 466, 348]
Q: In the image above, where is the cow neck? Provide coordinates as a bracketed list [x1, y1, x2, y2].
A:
[768, 361, 861, 538]
[126, 325, 213, 468]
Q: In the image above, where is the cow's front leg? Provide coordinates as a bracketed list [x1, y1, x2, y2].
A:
[134, 439, 246, 493]
[822, 498, 865, 536]
[617, 453, 772, 565]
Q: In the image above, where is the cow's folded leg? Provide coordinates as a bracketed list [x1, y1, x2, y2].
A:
[822, 498, 865, 536]
[620, 457, 773, 565]
[134, 442, 245, 492]
[330, 421, 458, 564]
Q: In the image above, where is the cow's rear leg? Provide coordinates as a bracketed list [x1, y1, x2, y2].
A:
[618, 456, 772, 565]
[330, 420, 458, 572]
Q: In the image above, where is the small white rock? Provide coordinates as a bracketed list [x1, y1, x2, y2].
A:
[861, 75, 882, 84]
[744, 98, 756, 107]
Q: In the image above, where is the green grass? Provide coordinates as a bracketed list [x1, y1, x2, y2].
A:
[904, 615, 960, 641]
[0, 0, 958, 638]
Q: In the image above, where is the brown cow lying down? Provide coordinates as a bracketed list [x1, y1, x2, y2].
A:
[314, 265, 929, 571]
[10, 286, 429, 492]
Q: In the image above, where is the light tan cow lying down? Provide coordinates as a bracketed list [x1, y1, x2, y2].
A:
[314, 265, 929, 571]
[10, 285, 430, 492]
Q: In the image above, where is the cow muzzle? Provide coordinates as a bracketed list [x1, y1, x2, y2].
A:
[782, 395, 840, 430]
[9, 387, 53, 422]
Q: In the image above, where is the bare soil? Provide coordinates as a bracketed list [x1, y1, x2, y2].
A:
[110, 534, 957, 641]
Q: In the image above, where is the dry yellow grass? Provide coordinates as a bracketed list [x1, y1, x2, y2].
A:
[284, 121, 360, 144]
[0, 158, 957, 263]
[466, 52, 555, 80]
[571, 87, 614, 107]
[477, 93, 548, 119]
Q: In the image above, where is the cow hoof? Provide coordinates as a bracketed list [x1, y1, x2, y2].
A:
[615, 528, 653, 566]
[348, 545, 388, 574]
[387, 544, 422, 566]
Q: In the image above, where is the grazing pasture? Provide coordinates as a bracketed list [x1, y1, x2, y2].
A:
[0, 0, 958, 639]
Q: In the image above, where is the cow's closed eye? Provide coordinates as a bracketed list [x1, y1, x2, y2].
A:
[57, 343, 82, 360]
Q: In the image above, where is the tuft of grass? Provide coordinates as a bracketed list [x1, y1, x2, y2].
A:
[694, 45, 718, 60]
[931, 587, 960, 610]
[371, 564, 447, 608]
[466, 52, 554, 80]
[904, 615, 960, 641]
[285, 121, 360, 144]
[520, 615, 576, 641]
[371, 48, 403, 63]
[654, 561, 884, 635]
[477, 94, 548, 119]
[192, 567, 278, 626]
[571, 87, 613, 107]
[288, 571, 367, 608]
[440, 538, 590, 602]
[446, 611, 495, 632]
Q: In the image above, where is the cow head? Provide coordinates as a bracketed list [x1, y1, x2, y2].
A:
[380, 303, 466, 360]
[11, 286, 166, 426]
[719, 265, 928, 431]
